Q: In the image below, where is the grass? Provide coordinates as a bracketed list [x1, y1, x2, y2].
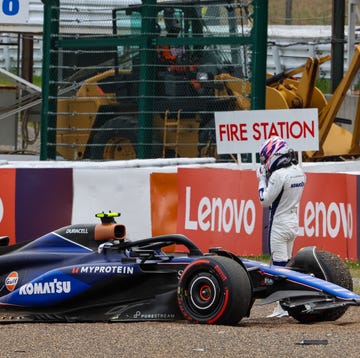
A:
[0, 72, 42, 87]
[268, 0, 335, 25]
[346, 261, 360, 294]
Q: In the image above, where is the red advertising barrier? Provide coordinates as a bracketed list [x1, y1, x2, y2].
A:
[176, 168, 263, 256]
[150, 173, 178, 237]
[0, 169, 16, 245]
[150, 168, 359, 260]
[295, 173, 358, 260]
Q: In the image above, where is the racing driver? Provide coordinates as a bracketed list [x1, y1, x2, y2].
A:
[256, 136, 306, 317]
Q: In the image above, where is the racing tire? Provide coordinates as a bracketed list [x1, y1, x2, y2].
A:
[177, 256, 252, 325]
[287, 250, 353, 323]
[90, 117, 137, 160]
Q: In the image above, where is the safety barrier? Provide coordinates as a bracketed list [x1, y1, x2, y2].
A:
[0, 159, 359, 260]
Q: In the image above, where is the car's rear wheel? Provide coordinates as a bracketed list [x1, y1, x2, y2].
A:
[287, 250, 353, 323]
[177, 256, 252, 325]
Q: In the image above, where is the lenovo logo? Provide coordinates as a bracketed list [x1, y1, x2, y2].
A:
[184, 186, 256, 234]
[299, 201, 353, 239]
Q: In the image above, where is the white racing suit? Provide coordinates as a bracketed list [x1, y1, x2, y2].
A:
[258, 163, 306, 265]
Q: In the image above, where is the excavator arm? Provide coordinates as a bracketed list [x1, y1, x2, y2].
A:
[217, 48, 360, 161]
[311, 45, 360, 158]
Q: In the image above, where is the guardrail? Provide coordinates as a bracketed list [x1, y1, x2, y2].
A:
[0, 25, 349, 78]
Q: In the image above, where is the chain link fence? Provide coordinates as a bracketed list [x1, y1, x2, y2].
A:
[41, 0, 268, 161]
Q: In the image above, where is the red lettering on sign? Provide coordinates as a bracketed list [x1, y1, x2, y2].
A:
[219, 124, 248, 141]
[252, 120, 315, 140]
[230, 124, 239, 141]
[219, 124, 227, 141]
[303, 120, 315, 138]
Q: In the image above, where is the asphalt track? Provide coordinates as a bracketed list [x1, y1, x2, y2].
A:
[0, 304, 359, 358]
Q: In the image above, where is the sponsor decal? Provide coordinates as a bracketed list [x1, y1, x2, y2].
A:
[19, 279, 71, 295]
[299, 201, 353, 239]
[295, 172, 358, 260]
[5, 271, 18, 291]
[184, 186, 256, 234]
[65, 228, 89, 234]
[214, 265, 227, 281]
[177, 270, 183, 280]
[177, 168, 263, 256]
[133, 311, 175, 320]
[72, 265, 134, 274]
[290, 181, 305, 188]
[264, 278, 274, 286]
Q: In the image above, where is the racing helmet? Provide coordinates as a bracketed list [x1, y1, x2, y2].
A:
[259, 136, 290, 173]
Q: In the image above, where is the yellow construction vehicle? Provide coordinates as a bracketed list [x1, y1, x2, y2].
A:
[266, 48, 360, 160]
[55, 1, 360, 161]
[217, 48, 360, 160]
[57, 0, 244, 160]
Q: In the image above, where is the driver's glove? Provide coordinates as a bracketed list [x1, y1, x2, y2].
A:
[257, 165, 267, 183]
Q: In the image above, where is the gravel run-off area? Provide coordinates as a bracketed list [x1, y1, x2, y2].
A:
[0, 303, 359, 358]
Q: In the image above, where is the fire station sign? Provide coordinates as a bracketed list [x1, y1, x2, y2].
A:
[215, 108, 319, 154]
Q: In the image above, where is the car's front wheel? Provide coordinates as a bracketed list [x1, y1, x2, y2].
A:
[177, 256, 252, 325]
[287, 250, 353, 323]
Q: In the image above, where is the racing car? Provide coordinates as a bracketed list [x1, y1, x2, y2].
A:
[0, 211, 359, 325]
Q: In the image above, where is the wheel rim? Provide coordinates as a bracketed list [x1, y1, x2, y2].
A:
[103, 136, 136, 160]
[186, 273, 221, 314]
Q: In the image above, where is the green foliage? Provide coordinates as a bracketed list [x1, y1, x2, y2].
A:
[346, 261, 360, 294]
[244, 254, 271, 262]
[0, 69, 42, 87]
[316, 77, 331, 94]
[33, 75, 42, 87]
[346, 260, 360, 277]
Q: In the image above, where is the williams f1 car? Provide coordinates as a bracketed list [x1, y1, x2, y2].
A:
[0, 212, 359, 325]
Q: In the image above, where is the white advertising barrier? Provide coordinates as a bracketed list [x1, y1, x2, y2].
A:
[71, 159, 214, 240]
[0, 0, 29, 24]
[215, 108, 319, 154]
[72, 168, 162, 240]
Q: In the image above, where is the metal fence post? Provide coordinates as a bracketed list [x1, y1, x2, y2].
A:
[251, 0, 268, 111]
[137, 0, 156, 159]
[40, 0, 59, 160]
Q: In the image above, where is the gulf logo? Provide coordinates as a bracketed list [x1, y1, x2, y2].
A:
[5, 271, 19, 292]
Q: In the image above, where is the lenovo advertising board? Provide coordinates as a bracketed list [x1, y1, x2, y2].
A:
[176, 168, 264, 256]
[295, 172, 358, 260]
